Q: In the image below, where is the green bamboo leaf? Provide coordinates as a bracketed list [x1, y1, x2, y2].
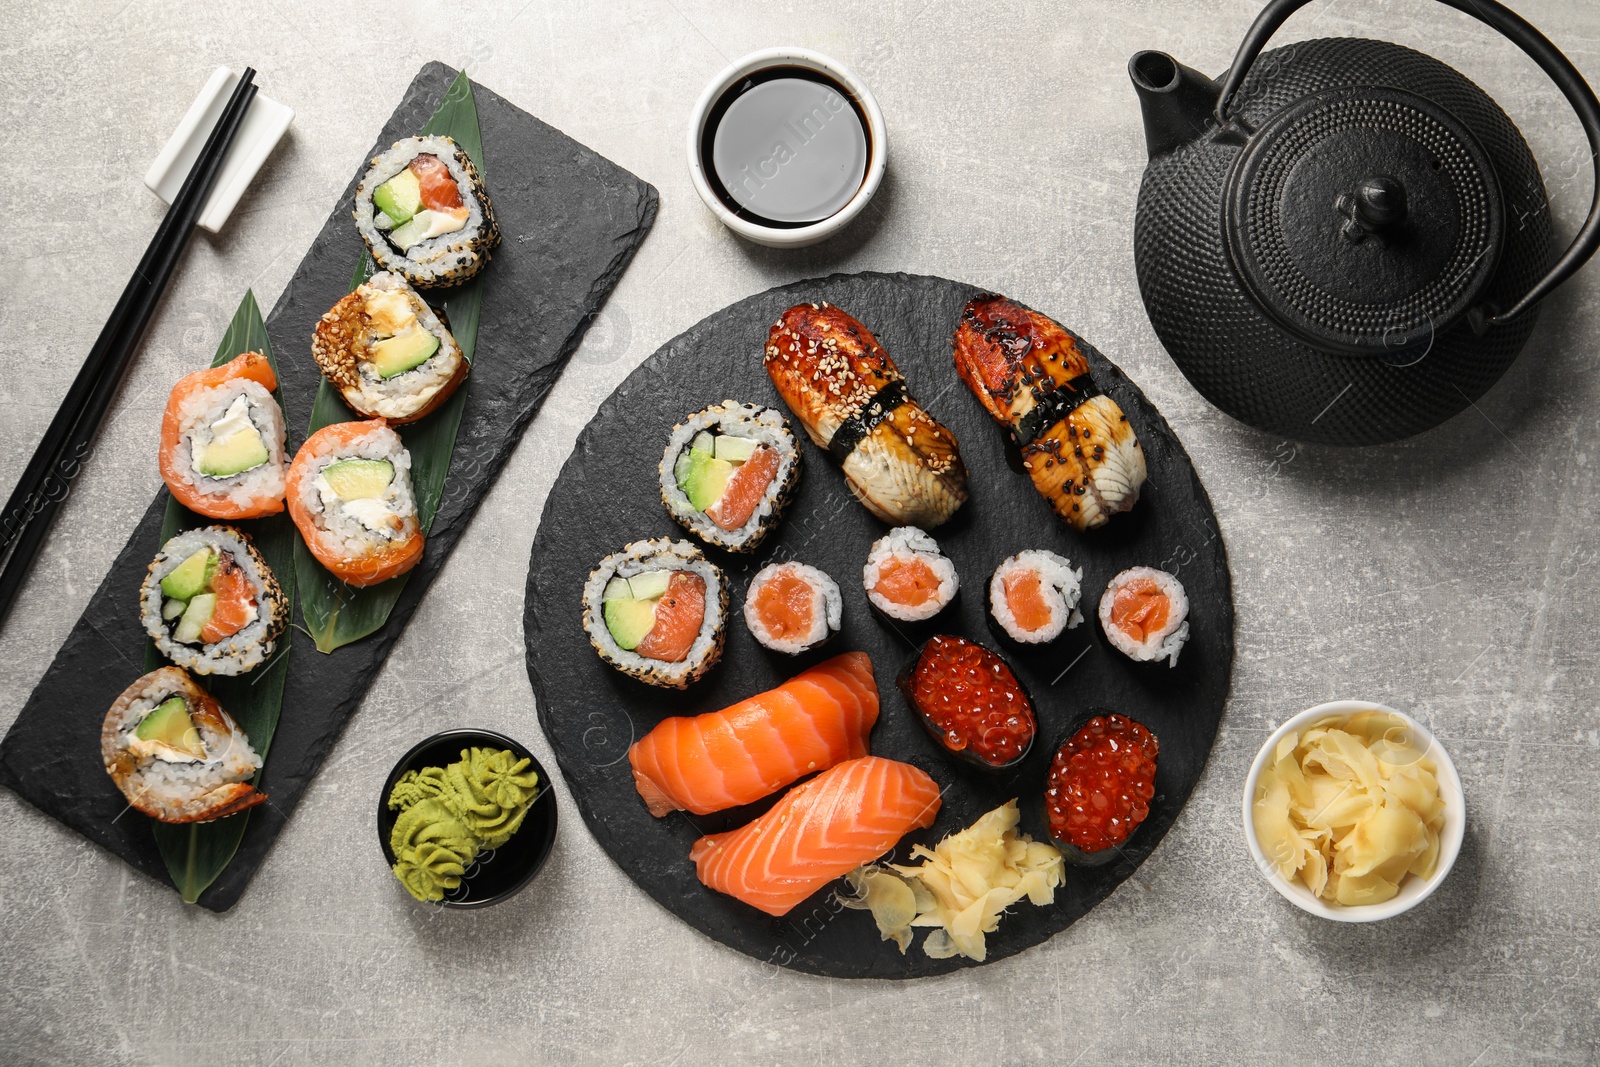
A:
[146, 289, 296, 903]
[295, 69, 486, 653]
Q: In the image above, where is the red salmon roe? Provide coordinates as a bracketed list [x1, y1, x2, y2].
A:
[1045, 714, 1158, 853]
[903, 635, 1035, 767]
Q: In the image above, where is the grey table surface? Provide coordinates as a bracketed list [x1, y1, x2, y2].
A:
[2, 1, 1598, 1064]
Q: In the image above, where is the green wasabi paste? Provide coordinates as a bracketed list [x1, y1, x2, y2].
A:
[387, 747, 542, 902]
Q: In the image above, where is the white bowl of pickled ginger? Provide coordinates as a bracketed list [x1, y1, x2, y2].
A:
[1242, 701, 1464, 922]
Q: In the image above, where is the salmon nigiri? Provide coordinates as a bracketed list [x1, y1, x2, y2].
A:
[159, 351, 288, 520]
[628, 651, 879, 817]
[691, 756, 942, 916]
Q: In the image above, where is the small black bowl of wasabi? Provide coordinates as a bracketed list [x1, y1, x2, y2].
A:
[377, 728, 558, 908]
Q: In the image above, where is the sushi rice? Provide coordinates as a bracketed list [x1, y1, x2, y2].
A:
[863, 527, 959, 622]
[659, 401, 800, 552]
[1098, 566, 1190, 667]
[743, 561, 842, 655]
[140, 526, 286, 676]
[988, 550, 1084, 644]
[353, 135, 499, 288]
[100, 666, 266, 824]
[583, 539, 727, 688]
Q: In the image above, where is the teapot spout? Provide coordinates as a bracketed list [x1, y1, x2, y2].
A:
[1130, 51, 1218, 160]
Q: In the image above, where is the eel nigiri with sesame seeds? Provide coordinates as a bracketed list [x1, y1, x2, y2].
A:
[952, 294, 1146, 532]
[765, 303, 967, 528]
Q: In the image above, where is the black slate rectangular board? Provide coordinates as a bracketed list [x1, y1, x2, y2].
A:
[0, 62, 658, 911]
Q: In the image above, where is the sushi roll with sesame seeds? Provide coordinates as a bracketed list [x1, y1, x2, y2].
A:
[583, 539, 727, 688]
[353, 136, 499, 288]
[139, 526, 287, 677]
[863, 527, 958, 623]
[987, 550, 1084, 646]
[660, 402, 800, 553]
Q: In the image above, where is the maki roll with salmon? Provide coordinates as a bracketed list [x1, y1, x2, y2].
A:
[952, 294, 1146, 532]
[659, 401, 799, 552]
[102, 667, 268, 824]
[311, 272, 468, 424]
[863, 527, 957, 623]
[988, 550, 1083, 645]
[159, 351, 287, 520]
[353, 135, 499, 288]
[583, 539, 727, 688]
[1098, 566, 1189, 667]
[140, 526, 286, 676]
[766, 303, 967, 528]
[743, 561, 841, 655]
[287, 420, 425, 587]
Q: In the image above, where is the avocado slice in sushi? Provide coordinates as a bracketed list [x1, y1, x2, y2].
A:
[713, 435, 758, 463]
[134, 697, 207, 761]
[322, 458, 395, 500]
[193, 395, 270, 477]
[389, 209, 467, 251]
[160, 548, 217, 601]
[678, 449, 733, 511]
[604, 597, 657, 650]
[373, 169, 423, 227]
[173, 593, 217, 644]
[369, 329, 439, 379]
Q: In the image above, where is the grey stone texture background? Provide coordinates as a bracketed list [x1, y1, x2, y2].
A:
[1, 1, 1597, 1064]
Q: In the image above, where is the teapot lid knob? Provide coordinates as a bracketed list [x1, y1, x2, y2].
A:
[1224, 86, 1504, 356]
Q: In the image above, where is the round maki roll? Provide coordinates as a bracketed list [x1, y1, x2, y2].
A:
[311, 272, 468, 424]
[353, 135, 499, 288]
[659, 402, 800, 553]
[101, 666, 267, 823]
[583, 539, 727, 688]
[863, 527, 958, 622]
[988, 550, 1083, 645]
[140, 526, 286, 676]
[1098, 566, 1190, 667]
[743, 561, 841, 655]
[159, 351, 287, 520]
[286, 420, 425, 588]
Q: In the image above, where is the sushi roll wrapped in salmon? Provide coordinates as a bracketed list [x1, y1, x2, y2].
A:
[287, 421, 425, 587]
[766, 303, 967, 528]
[863, 527, 958, 623]
[101, 667, 268, 823]
[353, 136, 499, 288]
[952, 294, 1147, 532]
[1098, 566, 1189, 667]
[159, 351, 287, 520]
[140, 526, 287, 676]
[311, 272, 468, 424]
[659, 402, 800, 553]
[988, 550, 1084, 646]
[743, 561, 841, 655]
[583, 539, 728, 688]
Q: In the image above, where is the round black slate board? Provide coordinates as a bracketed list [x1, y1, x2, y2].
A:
[524, 272, 1233, 978]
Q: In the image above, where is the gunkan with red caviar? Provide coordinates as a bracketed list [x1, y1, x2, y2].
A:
[1045, 713, 1158, 864]
[898, 635, 1035, 771]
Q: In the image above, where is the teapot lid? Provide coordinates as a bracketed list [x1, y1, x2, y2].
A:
[1224, 85, 1504, 355]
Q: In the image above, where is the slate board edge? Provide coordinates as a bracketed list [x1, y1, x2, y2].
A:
[524, 270, 1235, 978]
[0, 61, 659, 912]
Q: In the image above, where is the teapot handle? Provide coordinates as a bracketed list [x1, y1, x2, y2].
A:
[1215, 0, 1600, 325]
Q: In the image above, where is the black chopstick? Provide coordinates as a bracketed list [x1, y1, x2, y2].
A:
[0, 69, 259, 631]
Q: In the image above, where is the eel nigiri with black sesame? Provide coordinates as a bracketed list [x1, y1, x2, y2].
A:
[952, 294, 1145, 531]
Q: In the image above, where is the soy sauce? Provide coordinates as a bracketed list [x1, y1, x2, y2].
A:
[701, 66, 871, 228]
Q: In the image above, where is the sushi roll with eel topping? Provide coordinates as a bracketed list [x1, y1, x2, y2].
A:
[101, 667, 267, 823]
[583, 539, 728, 688]
[863, 527, 958, 623]
[140, 526, 287, 676]
[765, 303, 967, 528]
[159, 352, 287, 520]
[952, 293, 1146, 531]
[1098, 566, 1189, 667]
[311, 272, 468, 424]
[988, 550, 1084, 645]
[660, 401, 800, 552]
[287, 421, 426, 587]
[353, 135, 499, 288]
[743, 561, 842, 655]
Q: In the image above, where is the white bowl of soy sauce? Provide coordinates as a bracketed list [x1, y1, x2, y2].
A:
[688, 48, 887, 247]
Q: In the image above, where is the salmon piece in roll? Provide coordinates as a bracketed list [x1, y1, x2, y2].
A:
[286, 420, 425, 587]
[159, 351, 287, 520]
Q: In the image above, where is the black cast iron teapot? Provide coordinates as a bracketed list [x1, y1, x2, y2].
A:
[1130, 0, 1600, 445]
